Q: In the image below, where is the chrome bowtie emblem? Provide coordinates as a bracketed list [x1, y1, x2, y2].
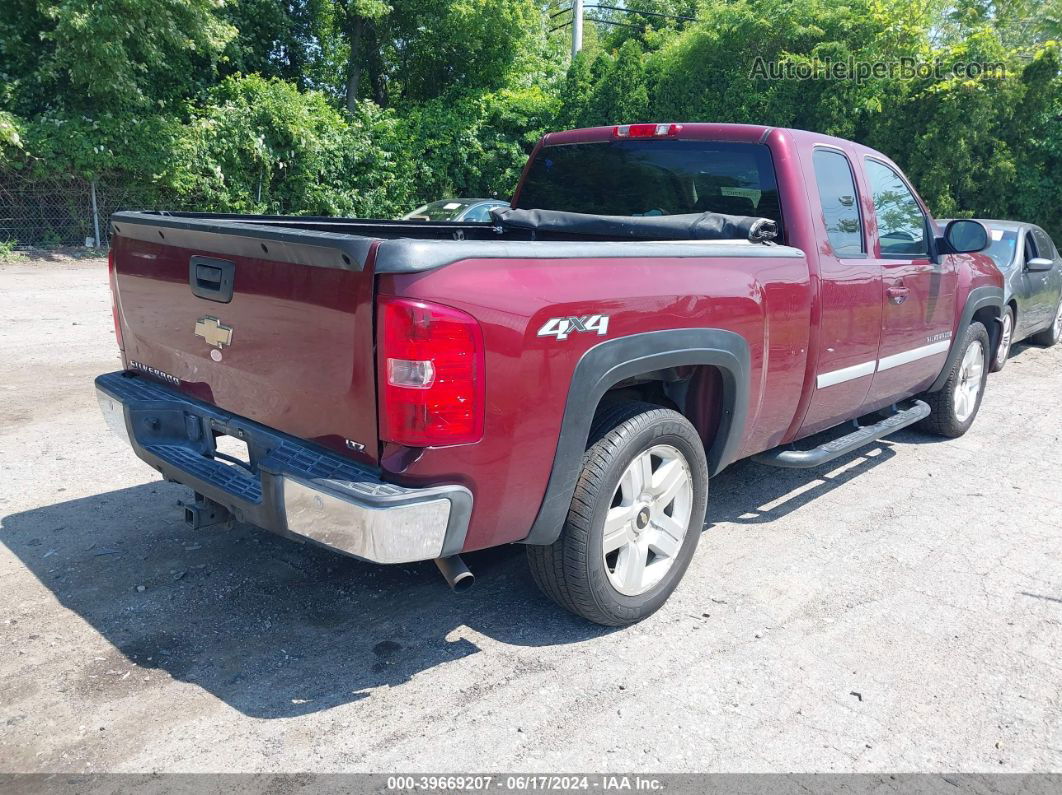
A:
[194, 316, 234, 349]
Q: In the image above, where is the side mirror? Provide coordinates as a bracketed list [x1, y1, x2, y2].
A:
[944, 219, 989, 254]
[1027, 257, 1054, 272]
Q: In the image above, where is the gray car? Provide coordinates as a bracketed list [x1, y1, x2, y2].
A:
[943, 219, 1062, 371]
[402, 198, 508, 222]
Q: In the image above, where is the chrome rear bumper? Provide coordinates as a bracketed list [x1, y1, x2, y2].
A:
[94, 371, 471, 564]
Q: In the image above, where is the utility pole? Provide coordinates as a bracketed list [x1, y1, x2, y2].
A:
[571, 0, 583, 59]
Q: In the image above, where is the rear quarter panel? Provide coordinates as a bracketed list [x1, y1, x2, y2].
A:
[378, 252, 811, 551]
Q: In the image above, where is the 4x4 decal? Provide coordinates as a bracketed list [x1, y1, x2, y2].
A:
[537, 314, 610, 341]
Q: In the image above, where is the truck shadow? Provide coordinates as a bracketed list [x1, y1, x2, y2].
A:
[1, 484, 611, 720]
[2, 437, 904, 719]
[708, 442, 898, 525]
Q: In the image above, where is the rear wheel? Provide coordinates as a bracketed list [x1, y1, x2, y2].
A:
[1030, 301, 1062, 347]
[526, 401, 709, 626]
[918, 322, 990, 438]
[990, 307, 1014, 373]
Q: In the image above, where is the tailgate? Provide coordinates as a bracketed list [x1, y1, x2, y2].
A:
[109, 213, 380, 464]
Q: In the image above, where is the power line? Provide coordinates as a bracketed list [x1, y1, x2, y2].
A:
[549, 3, 699, 32]
[591, 4, 698, 23]
[551, 16, 656, 33]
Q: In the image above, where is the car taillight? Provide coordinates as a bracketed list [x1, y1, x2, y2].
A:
[378, 297, 485, 447]
[108, 249, 124, 350]
[613, 123, 682, 138]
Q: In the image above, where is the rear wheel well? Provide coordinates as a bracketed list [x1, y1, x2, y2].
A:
[599, 366, 724, 458]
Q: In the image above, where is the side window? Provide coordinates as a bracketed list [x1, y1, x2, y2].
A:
[462, 204, 492, 223]
[864, 159, 928, 256]
[1024, 232, 1039, 264]
[1031, 228, 1056, 260]
[812, 149, 864, 256]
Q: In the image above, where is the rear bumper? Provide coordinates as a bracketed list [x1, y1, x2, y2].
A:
[95, 371, 471, 563]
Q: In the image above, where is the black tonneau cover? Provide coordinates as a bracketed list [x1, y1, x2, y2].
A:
[491, 207, 778, 243]
[113, 209, 799, 277]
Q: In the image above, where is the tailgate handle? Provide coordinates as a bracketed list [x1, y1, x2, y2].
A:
[189, 256, 235, 303]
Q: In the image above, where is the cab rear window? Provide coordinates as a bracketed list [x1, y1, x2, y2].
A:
[515, 140, 783, 233]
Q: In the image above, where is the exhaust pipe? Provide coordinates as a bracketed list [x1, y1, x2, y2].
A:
[434, 555, 474, 592]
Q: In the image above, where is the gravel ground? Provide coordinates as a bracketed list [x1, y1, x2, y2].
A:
[1, 255, 1060, 774]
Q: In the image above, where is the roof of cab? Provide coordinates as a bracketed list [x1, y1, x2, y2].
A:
[539, 123, 899, 162]
[541, 122, 775, 146]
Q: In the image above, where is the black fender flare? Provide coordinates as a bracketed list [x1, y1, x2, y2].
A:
[520, 328, 750, 546]
[927, 285, 1004, 393]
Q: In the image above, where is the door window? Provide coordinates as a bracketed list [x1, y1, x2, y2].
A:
[462, 203, 495, 222]
[1031, 228, 1057, 260]
[865, 159, 928, 257]
[1024, 232, 1039, 265]
[813, 149, 864, 256]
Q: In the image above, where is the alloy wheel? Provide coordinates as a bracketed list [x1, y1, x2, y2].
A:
[954, 339, 985, 423]
[998, 313, 1013, 364]
[602, 444, 693, 596]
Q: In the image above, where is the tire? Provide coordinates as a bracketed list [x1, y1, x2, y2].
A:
[1029, 300, 1062, 347]
[990, 307, 1014, 373]
[918, 321, 990, 438]
[526, 401, 709, 626]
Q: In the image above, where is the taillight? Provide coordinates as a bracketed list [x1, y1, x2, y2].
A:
[378, 297, 485, 447]
[108, 249, 124, 350]
[614, 123, 682, 138]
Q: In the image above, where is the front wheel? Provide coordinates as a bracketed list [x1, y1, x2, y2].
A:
[918, 321, 990, 438]
[526, 401, 709, 626]
[990, 307, 1014, 373]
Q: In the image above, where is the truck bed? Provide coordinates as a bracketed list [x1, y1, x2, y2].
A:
[108, 209, 800, 472]
[113, 210, 785, 274]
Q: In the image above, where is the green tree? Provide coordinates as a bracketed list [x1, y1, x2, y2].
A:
[0, 0, 236, 115]
[595, 0, 700, 51]
[586, 39, 649, 125]
[558, 50, 596, 127]
[1, 0, 1059, 242]
[0, 112, 22, 153]
[867, 32, 1026, 221]
[335, 0, 548, 109]
[222, 0, 335, 88]
[174, 75, 405, 216]
[334, 0, 391, 109]
[395, 85, 559, 204]
[648, 0, 927, 137]
[942, 0, 1062, 48]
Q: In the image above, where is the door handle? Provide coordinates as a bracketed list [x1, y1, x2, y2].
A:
[189, 256, 236, 303]
[887, 285, 910, 305]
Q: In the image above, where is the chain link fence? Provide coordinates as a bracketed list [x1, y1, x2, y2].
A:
[0, 170, 175, 249]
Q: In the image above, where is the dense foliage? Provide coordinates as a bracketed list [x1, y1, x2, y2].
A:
[0, 0, 1059, 236]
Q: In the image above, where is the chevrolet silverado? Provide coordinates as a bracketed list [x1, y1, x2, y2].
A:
[96, 123, 1003, 625]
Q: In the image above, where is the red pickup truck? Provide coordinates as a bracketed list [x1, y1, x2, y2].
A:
[96, 123, 1003, 625]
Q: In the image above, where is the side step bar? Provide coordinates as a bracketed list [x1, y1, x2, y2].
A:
[753, 400, 930, 469]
